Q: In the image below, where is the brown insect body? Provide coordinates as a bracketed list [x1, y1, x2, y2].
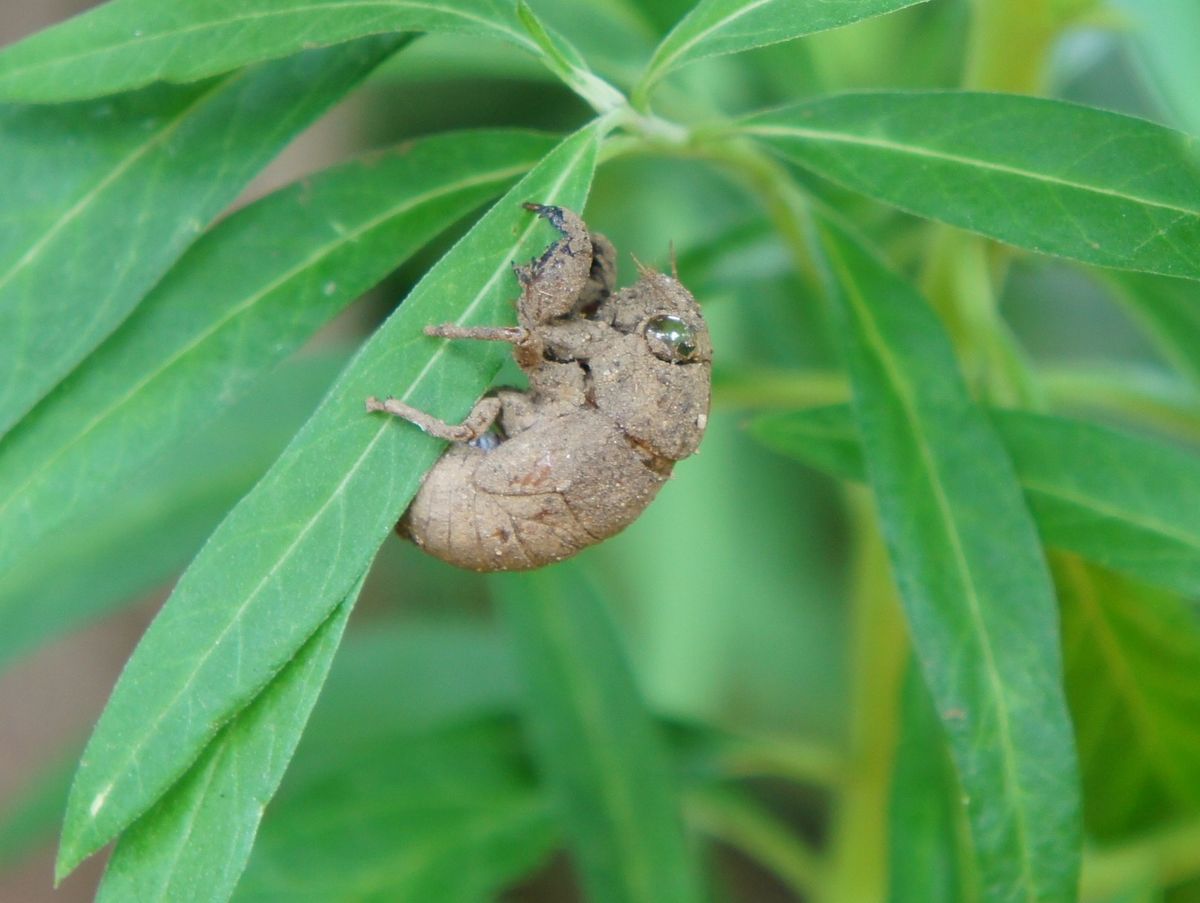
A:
[368, 204, 711, 571]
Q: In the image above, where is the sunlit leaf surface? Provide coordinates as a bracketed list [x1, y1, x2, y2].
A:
[639, 0, 928, 95]
[0, 37, 400, 438]
[56, 123, 603, 878]
[0, 0, 535, 102]
[0, 129, 554, 579]
[753, 406, 1200, 598]
[96, 580, 363, 903]
[814, 215, 1080, 903]
[745, 92, 1200, 279]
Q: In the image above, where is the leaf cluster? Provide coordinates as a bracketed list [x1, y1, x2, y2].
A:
[1, 1, 1199, 901]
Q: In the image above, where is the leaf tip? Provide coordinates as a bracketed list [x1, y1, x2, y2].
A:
[54, 777, 112, 884]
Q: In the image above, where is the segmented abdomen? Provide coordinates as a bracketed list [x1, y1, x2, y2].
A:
[400, 409, 668, 571]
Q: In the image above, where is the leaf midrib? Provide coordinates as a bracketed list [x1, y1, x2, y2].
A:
[0, 161, 533, 528]
[770, 411, 1200, 558]
[0, 1, 536, 84]
[823, 233, 1041, 901]
[746, 123, 1200, 220]
[0, 75, 239, 428]
[1022, 478, 1200, 554]
[0, 82, 234, 302]
[69, 136, 594, 860]
[647, 0, 772, 83]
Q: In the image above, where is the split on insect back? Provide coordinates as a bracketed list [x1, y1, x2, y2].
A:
[366, 202, 712, 571]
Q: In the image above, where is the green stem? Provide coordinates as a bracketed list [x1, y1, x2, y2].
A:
[688, 785, 824, 899]
[711, 366, 847, 411]
[713, 733, 844, 789]
[689, 135, 824, 287]
[1042, 365, 1200, 443]
[918, 0, 1089, 410]
[964, 0, 1058, 94]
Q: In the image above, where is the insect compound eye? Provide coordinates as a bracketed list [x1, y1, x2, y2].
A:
[644, 313, 698, 363]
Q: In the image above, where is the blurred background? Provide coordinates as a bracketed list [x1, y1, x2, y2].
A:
[0, 1, 1194, 899]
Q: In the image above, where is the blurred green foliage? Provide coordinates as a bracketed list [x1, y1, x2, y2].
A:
[1, 0, 1200, 901]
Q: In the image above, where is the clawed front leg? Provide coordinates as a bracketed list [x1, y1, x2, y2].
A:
[513, 202, 595, 325]
[424, 323, 528, 343]
[366, 394, 501, 443]
[424, 322, 543, 370]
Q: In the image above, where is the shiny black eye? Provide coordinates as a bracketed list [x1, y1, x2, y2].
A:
[644, 314, 698, 362]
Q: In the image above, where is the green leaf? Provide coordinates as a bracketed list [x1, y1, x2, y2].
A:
[518, 0, 658, 89]
[0, 0, 536, 103]
[812, 215, 1080, 903]
[1054, 555, 1200, 841]
[96, 577, 363, 903]
[56, 121, 603, 879]
[743, 92, 1200, 280]
[0, 354, 344, 672]
[888, 667, 977, 903]
[0, 37, 400, 439]
[1000, 413, 1200, 600]
[234, 719, 555, 902]
[755, 405, 1200, 598]
[749, 403, 864, 481]
[495, 564, 704, 903]
[1103, 272, 1200, 387]
[0, 128, 555, 581]
[637, 0, 929, 98]
[516, 0, 625, 113]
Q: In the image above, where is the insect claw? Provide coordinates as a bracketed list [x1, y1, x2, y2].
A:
[523, 201, 566, 231]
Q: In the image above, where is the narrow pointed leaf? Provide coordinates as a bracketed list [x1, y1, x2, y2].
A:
[1054, 555, 1200, 841]
[0, 129, 555, 580]
[496, 564, 704, 903]
[639, 0, 929, 95]
[0, 0, 537, 103]
[750, 403, 864, 482]
[754, 405, 1200, 598]
[0, 37, 400, 439]
[57, 122, 603, 878]
[813, 215, 1080, 902]
[744, 93, 1200, 280]
[514, 0, 624, 113]
[999, 413, 1200, 600]
[96, 577, 363, 903]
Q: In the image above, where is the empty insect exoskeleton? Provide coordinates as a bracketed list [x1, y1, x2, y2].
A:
[366, 203, 711, 571]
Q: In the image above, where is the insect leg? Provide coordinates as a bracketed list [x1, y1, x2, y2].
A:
[424, 323, 543, 370]
[365, 394, 502, 443]
[516, 202, 594, 325]
[424, 324, 528, 343]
